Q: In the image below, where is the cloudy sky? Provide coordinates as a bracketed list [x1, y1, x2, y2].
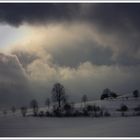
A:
[0, 3, 140, 108]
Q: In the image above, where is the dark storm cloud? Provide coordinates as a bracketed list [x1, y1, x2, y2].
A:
[0, 3, 140, 29]
[1, 3, 140, 66]
[0, 3, 140, 108]
[0, 3, 81, 26]
[93, 4, 140, 32]
[51, 41, 113, 67]
[83, 4, 140, 29]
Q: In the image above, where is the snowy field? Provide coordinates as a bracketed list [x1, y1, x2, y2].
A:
[0, 116, 140, 137]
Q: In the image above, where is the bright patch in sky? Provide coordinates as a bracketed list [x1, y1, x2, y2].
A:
[0, 24, 27, 51]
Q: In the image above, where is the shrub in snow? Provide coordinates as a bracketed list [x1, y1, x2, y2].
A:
[20, 106, 27, 117]
[73, 110, 83, 117]
[117, 104, 128, 117]
[104, 111, 111, 117]
[134, 105, 140, 111]
[134, 105, 140, 116]
[63, 103, 74, 116]
[39, 111, 45, 117]
[133, 90, 139, 99]
[92, 105, 101, 117]
[52, 106, 63, 117]
[3, 110, 7, 116]
[85, 105, 101, 117]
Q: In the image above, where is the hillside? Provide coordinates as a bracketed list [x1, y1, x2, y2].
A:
[1, 93, 139, 117]
[0, 93, 140, 136]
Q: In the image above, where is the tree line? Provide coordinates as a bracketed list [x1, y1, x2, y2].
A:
[2, 83, 140, 118]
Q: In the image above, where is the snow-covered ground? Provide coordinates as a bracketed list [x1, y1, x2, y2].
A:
[0, 116, 140, 137]
[0, 95, 139, 137]
[1, 95, 140, 117]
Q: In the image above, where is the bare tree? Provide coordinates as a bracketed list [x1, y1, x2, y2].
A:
[81, 94, 88, 108]
[52, 83, 66, 108]
[30, 99, 38, 116]
[45, 98, 51, 110]
[20, 106, 27, 117]
[11, 106, 16, 115]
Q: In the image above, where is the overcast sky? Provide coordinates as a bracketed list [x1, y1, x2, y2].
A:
[0, 3, 140, 108]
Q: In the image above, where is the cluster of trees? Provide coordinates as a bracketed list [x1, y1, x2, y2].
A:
[116, 104, 140, 117]
[117, 104, 129, 116]
[100, 88, 118, 100]
[2, 83, 139, 118]
[19, 83, 111, 117]
[20, 83, 66, 117]
[100, 88, 139, 100]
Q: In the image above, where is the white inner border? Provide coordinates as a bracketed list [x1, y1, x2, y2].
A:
[0, 0, 140, 139]
[0, 1, 140, 3]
